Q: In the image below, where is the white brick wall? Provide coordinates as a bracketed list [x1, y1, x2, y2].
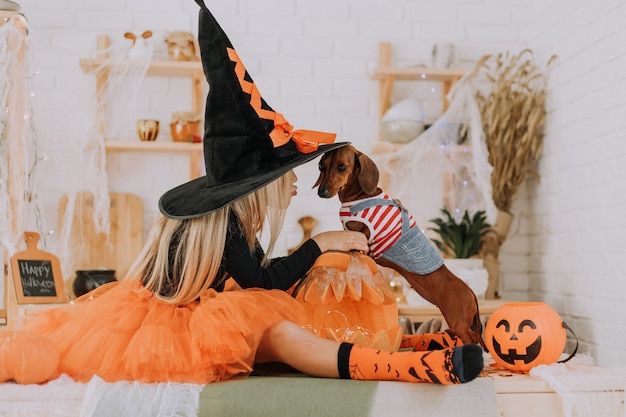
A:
[525, 0, 626, 367]
[13, 0, 626, 366]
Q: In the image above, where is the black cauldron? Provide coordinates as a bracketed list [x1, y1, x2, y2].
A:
[72, 269, 117, 297]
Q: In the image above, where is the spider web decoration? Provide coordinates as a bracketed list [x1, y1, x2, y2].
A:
[530, 354, 626, 417]
[0, 13, 46, 256]
[55, 35, 152, 279]
[373, 74, 496, 230]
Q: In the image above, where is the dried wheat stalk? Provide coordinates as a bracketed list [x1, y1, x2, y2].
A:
[474, 50, 556, 212]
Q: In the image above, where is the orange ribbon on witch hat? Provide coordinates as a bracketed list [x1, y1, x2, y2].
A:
[227, 47, 336, 153]
[270, 113, 336, 153]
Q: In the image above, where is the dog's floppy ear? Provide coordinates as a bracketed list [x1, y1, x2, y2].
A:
[357, 152, 379, 194]
[312, 171, 323, 189]
[312, 156, 325, 189]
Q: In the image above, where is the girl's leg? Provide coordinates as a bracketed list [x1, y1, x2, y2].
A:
[256, 320, 340, 378]
[256, 321, 483, 385]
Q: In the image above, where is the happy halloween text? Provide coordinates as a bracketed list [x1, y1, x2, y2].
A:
[18, 260, 57, 296]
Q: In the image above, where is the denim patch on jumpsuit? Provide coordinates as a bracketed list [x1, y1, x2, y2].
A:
[350, 197, 443, 275]
[378, 225, 444, 275]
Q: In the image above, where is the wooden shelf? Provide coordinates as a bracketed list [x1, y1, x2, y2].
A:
[398, 298, 510, 325]
[79, 58, 203, 78]
[104, 140, 204, 179]
[104, 140, 202, 153]
[371, 66, 466, 82]
[80, 35, 207, 180]
[372, 42, 466, 125]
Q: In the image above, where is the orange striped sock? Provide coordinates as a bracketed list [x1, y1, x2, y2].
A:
[399, 330, 463, 351]
[338, 343, 483, 385]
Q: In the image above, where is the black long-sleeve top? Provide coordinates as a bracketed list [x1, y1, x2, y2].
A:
[211, 214, 322, 292]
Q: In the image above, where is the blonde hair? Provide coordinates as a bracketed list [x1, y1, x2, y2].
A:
[230, 173, 290, 266]
[126, 173, 291, 304]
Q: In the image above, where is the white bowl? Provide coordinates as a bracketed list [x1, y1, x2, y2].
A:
[381, 120, 424, 143]
[382, 98, 424, 123]
[0, 0, 21, 11]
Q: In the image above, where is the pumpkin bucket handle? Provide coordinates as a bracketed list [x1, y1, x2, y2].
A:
[557, 321, 578, 364]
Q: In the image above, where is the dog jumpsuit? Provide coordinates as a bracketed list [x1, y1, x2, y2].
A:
[340, 193, 444, 275]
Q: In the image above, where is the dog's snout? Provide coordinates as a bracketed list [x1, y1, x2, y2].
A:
[317, 187, 330, 198]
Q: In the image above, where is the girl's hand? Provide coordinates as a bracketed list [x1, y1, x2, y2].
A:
[312, 230, 369, 253]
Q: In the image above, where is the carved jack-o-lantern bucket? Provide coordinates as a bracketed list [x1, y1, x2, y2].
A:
[294, 251, 403, 351]
[485, 302, 577, 372]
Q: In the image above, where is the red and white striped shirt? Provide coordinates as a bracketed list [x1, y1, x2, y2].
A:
[339, 193, 416, 258]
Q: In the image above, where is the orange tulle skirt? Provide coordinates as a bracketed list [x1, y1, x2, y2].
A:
[23, 281, 306, 384]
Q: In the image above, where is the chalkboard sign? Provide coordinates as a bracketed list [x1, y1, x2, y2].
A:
[10, 232, 67, 304]
[16, 259, 57, 297]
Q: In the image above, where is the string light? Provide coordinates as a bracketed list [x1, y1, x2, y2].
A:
[0, 13, 48, 255]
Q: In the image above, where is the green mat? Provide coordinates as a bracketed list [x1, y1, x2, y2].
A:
[198, 362, 497, 417]
[199, 376, 377, 417]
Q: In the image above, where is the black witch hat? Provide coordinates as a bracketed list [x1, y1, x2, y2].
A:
[159, 0, 348, 219]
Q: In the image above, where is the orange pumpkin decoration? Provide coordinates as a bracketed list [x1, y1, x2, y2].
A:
[0, 331, 60, 384]
[485, 302, 566, 372]
[294, 251, 403, 351]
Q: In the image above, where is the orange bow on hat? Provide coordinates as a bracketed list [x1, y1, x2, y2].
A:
[270, 113, 337, 154]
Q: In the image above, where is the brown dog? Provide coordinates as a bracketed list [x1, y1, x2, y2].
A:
[314, 145, 486, 349]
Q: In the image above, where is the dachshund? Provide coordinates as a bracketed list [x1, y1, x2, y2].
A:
[314, 144, 486, 349]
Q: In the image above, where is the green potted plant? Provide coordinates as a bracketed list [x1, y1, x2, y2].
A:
[428, 208, 491, 259]
[427, 208, 492, 300]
